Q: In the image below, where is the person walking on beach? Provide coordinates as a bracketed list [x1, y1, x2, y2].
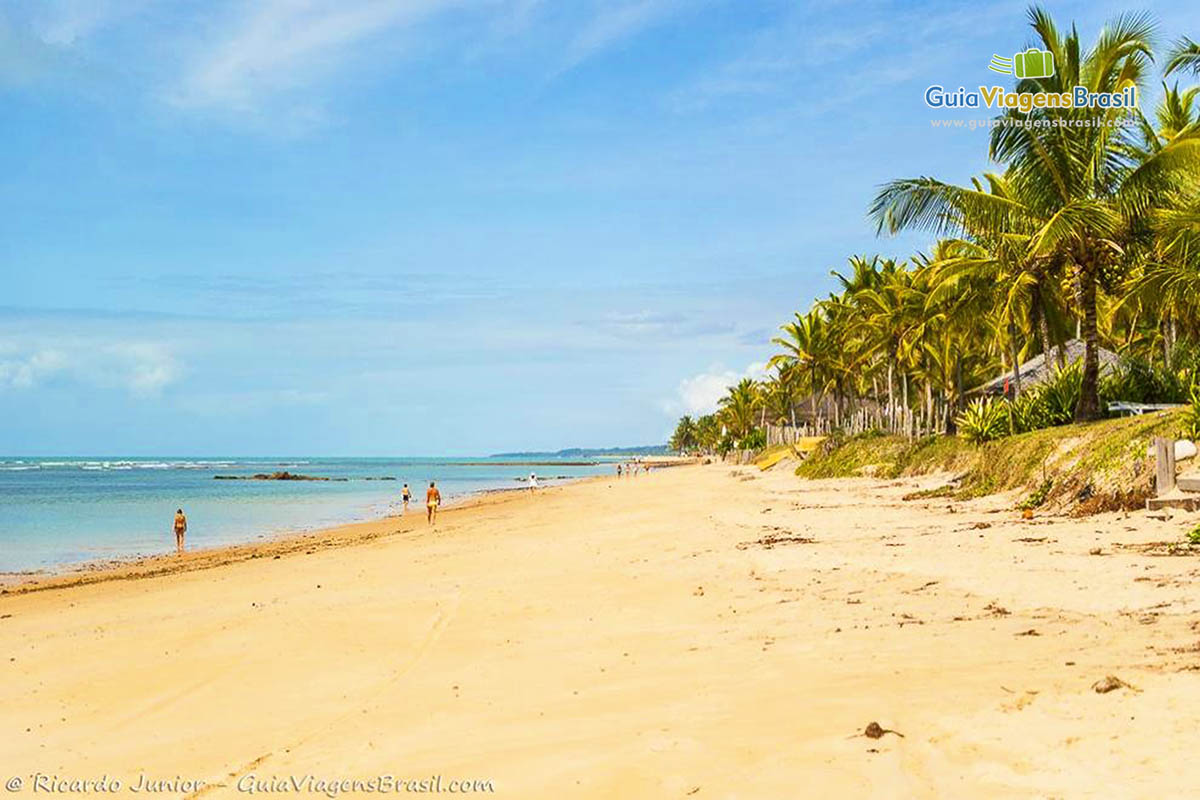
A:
[173, 508, 187, 553]
[401, 483, 412, 513]
[426, 481, 441, 525]
[529, 472, 538, 491]
[616, 464, 622, 478]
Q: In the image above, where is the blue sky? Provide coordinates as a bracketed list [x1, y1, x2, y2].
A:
[1, 0, 1195, 455]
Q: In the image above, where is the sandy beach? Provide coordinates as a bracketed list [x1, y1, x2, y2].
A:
[4, 464, 1200, 798]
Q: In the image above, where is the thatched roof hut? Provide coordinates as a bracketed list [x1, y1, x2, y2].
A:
[978, 339, 1121, 396]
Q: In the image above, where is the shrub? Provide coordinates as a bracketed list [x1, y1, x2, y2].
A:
[1038, 362, 1084, 425]
[1188, 524, 1200, 546]
[1184, 385, 1200, 441]
[1102, 358, 1190, 404]
[1019, 479, 1053, 510]
[1008, 387, 1051, 434]
[957, 398, 1010, 444]
[741, 428, 767, 451]
[1170, 340, 1200, 392]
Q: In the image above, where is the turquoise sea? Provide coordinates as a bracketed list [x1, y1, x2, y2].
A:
[0, 457, 613, 574]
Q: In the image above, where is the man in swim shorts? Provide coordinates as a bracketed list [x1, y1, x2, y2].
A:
[401, 483, 412, 513]
[426, 481, 441, 524]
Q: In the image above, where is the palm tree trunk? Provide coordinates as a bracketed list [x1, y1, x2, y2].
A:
[950, 356, 963, 435]
[1074, 264, 1103, 421]
[872, 376, 880, 429]
[1164, 313, 1175, 366]
[1032, 284, 1052, 359]
[1009, 327, 1022, 398]
[809, 367, 818, 428]
[886, 362, 895, 433]
[1162, 318, 1170, 365]
[925, 381, 932, 436]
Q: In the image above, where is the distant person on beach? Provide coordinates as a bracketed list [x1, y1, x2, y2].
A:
[616, 464, 622, 478]
[401, 483, 411, 513]
[173, 508, 187, 553]
[426, 482, 441, 524]
[529, 472, 538, 491]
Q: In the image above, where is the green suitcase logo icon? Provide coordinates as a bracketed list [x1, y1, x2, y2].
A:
[1013, 48, 1055, 79]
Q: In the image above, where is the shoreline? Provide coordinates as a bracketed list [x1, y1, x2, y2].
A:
[0, 476, 607, 595]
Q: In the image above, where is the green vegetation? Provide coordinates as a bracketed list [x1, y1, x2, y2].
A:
[1188, 525, 1200, 545]
[798, 411, 1183, 512]
[958, 398, 1010, 444]
[1185, 385, 1200, 440]
[668, 6, 1200, 481]
[796, 431, 975, 480]
[668, 416, 698, 453]
[869, 8, 1200, 425]
[669, 378, 777, 454]
[1019, 480, 1054, 511]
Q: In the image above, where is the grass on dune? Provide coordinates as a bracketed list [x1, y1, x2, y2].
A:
[796, 411, 1186, 513]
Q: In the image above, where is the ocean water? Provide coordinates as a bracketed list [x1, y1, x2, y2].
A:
[0, 457, 614, 574]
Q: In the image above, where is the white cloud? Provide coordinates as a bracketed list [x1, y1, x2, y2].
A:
[0, 340, 181, 397]
[173, 0, 694, 111]
[562, 0, 686, 71]
[666, 2, 1012, 115]
[169, 0, 462, 111]
[0, 348, 70, 389]
[664, 360, 766, 416]
[105, 343, 181, 396]
[33, 0, 131, 46]
[5, 0, 697, 125]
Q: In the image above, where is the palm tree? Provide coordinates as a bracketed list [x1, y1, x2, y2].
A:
[669, 415, 698, 454]
[849, 262, 921, 429]
[920, 183, 1070, 369]
[762, 364, 801, 428]
[770, 309, 829, 426]
[1123, 83, 1200, 363]
[873, 6, 1200, 420]
[1166, 37, 1200, 77]
[694, 415, 721, 452]
[717, 378, 760, 441]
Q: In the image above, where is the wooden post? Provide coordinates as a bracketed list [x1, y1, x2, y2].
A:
[1155, 437, 1177, 496]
